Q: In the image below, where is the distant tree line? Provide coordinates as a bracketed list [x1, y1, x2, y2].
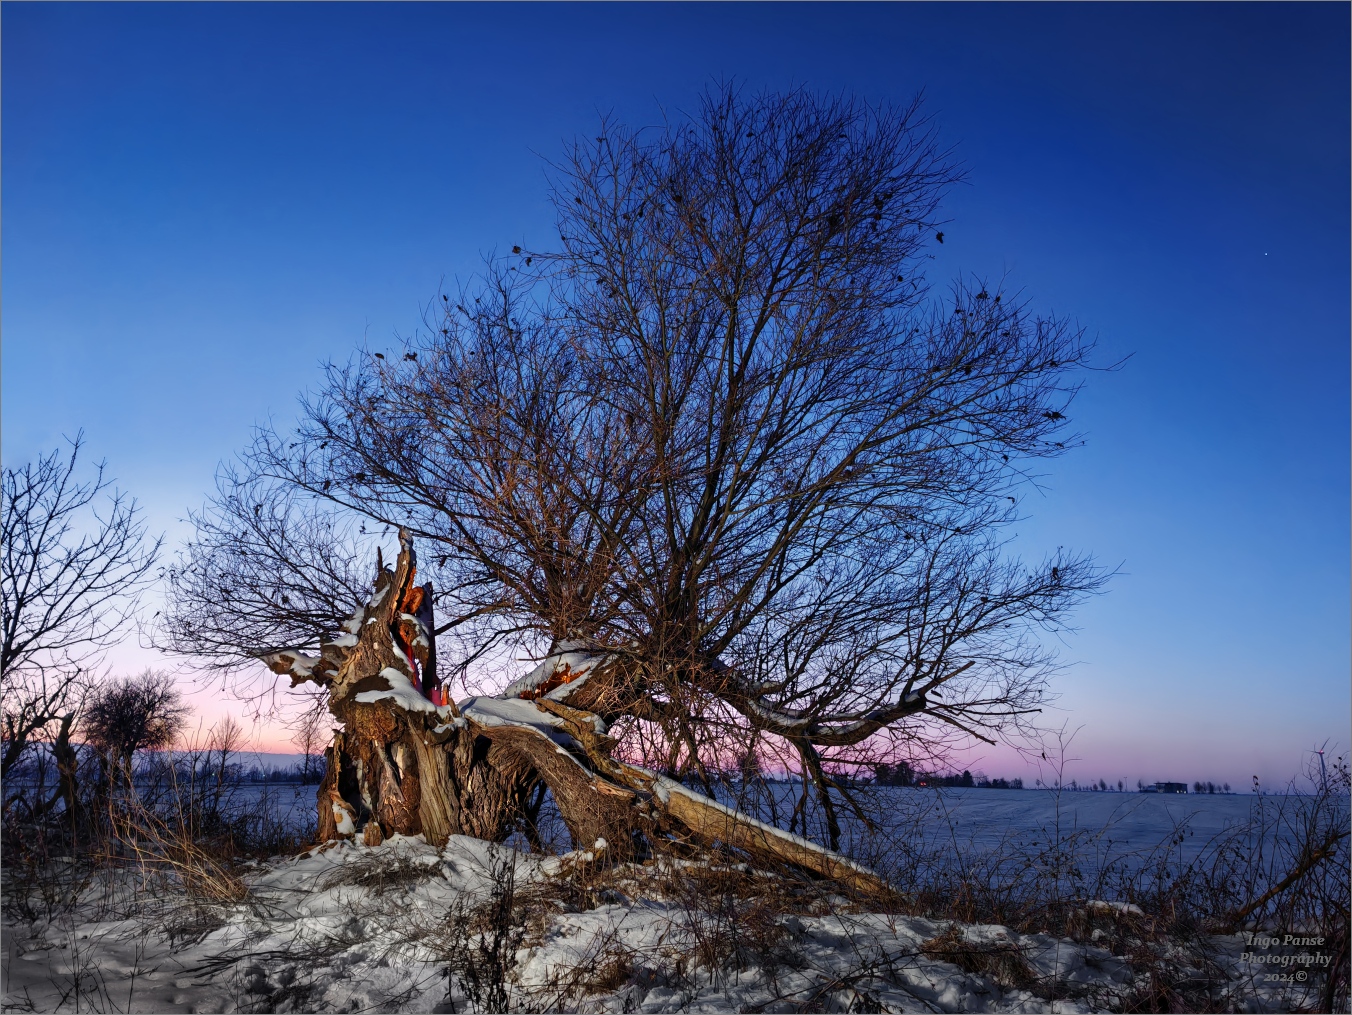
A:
[873, 760, 1022, 789]
[239, 759, 325, 785]
[870, 767, 1239, 794]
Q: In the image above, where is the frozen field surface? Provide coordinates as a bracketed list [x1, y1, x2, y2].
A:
[692, 785, 1313, 876]
[866, 788, 1274, 858]
[257, 783, 1296, 858]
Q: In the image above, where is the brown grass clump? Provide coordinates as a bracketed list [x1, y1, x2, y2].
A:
[920, 925, 1039, 992]
[104, 794, 251, 905]
[575, 943, 636, 994]
[317, 850, 442, 894]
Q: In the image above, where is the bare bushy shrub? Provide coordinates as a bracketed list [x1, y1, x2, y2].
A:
[82, 670, 190, 786]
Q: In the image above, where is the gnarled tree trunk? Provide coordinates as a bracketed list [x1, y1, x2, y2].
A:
[267, 532, 885, 892]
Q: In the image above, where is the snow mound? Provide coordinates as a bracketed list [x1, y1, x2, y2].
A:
[2, 835, 1288, 1014]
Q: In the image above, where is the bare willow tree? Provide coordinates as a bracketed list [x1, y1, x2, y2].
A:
[1, 436, 161, 780]
[82, 670, 190, 787]
[166, 86, 1106, 855]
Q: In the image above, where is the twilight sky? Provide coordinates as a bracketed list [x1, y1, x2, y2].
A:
[4, 2, 1348, 786]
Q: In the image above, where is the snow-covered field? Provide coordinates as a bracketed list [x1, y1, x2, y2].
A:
[236, 781, 1293, 860]
[847, 787, 1273, 864]
[876, 787, 1261, 844]
[1, 833, 1317, 1014]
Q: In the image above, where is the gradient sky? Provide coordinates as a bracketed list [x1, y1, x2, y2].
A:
[4, 2, 1348, 786]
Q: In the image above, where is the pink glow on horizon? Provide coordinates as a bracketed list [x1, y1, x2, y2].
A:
[99, 640, 1333, 786]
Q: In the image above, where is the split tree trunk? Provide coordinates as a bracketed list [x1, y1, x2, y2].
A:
[267, 532, 886, 893]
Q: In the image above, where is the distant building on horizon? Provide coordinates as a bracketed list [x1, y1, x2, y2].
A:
[1141, 781, 1188, 794]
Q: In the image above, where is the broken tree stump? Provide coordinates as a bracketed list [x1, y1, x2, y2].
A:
[266, 531, 888, 893]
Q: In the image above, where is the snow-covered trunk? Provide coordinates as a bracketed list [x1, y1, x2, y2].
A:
[317, 698, 654, 856]
[272, 534, 640, 856]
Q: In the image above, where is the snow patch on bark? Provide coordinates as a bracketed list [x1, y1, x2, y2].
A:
[458, 696, 575, 745]
[262, 649, 320, 678]
[502, 641, 605, 699]
[354, 667, 456, 717]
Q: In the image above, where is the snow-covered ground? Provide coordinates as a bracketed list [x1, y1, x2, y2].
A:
[2, 834, 1324, 1014]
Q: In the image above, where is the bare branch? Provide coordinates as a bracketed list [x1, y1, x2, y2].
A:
[1, 435, 160, 775]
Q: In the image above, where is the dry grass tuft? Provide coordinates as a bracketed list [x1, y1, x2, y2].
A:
[920, 925, 1039, 992]
[317, 850, 442, 894]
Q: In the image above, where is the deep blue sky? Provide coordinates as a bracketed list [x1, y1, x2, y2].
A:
[4, 3, 1348, 783]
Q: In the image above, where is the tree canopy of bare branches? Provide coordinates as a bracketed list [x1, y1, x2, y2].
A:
[165, 86, 1108, 848]
[82, 670, 190, 785]
[1, 436, 160, 777]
